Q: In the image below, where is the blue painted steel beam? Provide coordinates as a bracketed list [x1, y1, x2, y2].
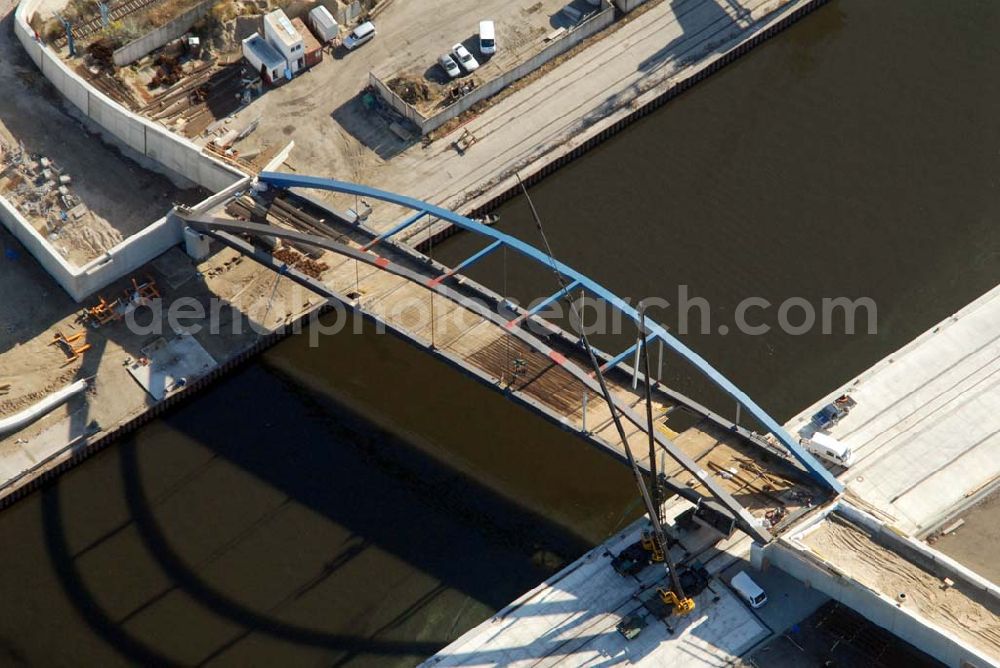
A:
[598, 341, 643, 374]
[429, 240, 502, 287]
[361, 209, 427, 251]
[509, 279, 581, 327]
[258, 171, 844, 493]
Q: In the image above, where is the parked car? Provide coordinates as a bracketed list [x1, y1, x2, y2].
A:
[343, 21, 376, 50]
[479, 20, 496, 55]
[438, 53, 461, 79]
[730, 570, 768, 609]
[802, 432, 855, 468]
[452, 43, 479, 72]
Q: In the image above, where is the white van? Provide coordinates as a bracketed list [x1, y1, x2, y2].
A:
[343, 21, 376, 50]
[803, 431, 854, 468]
[731, 570, 767, 609]
[479, 20, 496, 55]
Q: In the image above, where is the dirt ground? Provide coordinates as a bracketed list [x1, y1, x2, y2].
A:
[372, 0, 583, 114]
[931, 488, 1000, 584]
[0, 218, 323, 451]
[218, 0, 583, 215]
[0, 0, 203, 267]
[803, 517, 1000, 658]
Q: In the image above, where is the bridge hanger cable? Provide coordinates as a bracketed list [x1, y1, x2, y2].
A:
[503, 244, 511, 386]
[516, 174, 684, 596]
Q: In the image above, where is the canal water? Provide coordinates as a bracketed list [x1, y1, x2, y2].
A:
[1, 1, 998, 665]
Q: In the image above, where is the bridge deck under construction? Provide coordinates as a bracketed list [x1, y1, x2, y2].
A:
[192, 187, 825, 544]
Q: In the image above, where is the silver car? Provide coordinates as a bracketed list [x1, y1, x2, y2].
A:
[452, 43, 480, 72]
[438, 53, 461, 79]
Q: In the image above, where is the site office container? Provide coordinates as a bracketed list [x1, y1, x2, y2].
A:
[292, 17, 323, 69]
[308, 5, 339, 43]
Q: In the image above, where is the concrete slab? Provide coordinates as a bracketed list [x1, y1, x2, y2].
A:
[126, 334, 217, 401]
[20, 407, 90, 463]
[0, 447, 35, 483]
[720, 560, 828, 634]
[423, 520, 771, 667]
[785, 283, 1000, 533]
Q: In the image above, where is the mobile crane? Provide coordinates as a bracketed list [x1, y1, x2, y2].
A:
[518, 177, 695, 619]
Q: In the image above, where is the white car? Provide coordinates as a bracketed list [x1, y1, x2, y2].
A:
[479, 20, 496, 55]
[452, 43, 479, 72]
[343, 21, 376, 50]
[438, 53, 461, 79]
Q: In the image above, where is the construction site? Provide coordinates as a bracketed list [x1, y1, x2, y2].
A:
[1, 0, 999, 663]
[40, 0, 287, 140]
[800, 516, 1000, 659]
[0, 14, 208, 268]
[369, 0, 613, 136]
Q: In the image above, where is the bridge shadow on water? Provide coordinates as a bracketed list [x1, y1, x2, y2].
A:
[32, 323, 626, 666]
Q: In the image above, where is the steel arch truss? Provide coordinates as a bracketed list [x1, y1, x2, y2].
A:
[254, 172, 842, 496]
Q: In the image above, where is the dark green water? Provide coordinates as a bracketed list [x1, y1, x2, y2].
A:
[0, 1, 998, 665]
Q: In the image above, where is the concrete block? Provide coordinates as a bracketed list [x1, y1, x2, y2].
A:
[184, 226, 212, 261]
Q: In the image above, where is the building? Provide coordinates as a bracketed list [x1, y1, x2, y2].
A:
[263, 9, 305, 75]
[292, 17, 323, 68]
[241, 33, 286, 85]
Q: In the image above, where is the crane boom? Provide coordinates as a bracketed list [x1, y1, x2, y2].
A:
[516, 176, 689, 607]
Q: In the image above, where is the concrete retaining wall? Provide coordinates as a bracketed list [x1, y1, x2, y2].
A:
[372, 1, 616, 136]
[0, 175, 249, 302]
[112, 0, 214, 66]
[763, 504, 999, 668]
[613, 0, 650, 12]
[0, 197, 81, 296]
[15, 0, 243, 193]
[0, 194, 177, 301]
[11, 0, 247, 300]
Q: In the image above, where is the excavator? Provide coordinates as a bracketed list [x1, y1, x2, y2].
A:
[517, 178, 696, 623]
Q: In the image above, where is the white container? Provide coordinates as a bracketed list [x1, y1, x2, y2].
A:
[308, 6, 339, 43]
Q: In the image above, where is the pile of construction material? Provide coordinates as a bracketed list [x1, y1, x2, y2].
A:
[139, 59, 258, 136]
[272, 246, 329, 279]
[223, 192, 340, 279]
[0, 141, 88, 237]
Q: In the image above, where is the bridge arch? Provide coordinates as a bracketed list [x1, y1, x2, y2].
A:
[254, 172, 842, 495]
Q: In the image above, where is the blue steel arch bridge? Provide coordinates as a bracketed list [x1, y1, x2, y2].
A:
[180, 172, 843, 546]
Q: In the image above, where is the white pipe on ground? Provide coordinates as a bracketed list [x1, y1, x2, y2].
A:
[0, 380, 88, 437]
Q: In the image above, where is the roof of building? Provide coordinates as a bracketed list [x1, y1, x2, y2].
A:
[308, 5, 338, 30]
[242, 33, 285, 70]
[291, 17, 321, 54]
[264, 9, 303, 50]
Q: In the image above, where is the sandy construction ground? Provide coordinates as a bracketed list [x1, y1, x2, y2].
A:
[804, 517, 1000, 658]
[0, 0, 203, 267]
